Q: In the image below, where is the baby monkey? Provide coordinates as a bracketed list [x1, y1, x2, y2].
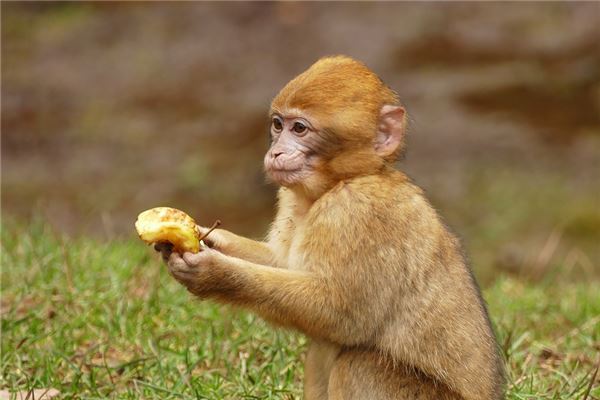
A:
[157, 56, 505, 400]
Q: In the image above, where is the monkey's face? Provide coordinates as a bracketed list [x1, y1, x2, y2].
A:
[264, 104, 406, 193]
[264, 108, 327, 187]
[266, 56, 407, 194]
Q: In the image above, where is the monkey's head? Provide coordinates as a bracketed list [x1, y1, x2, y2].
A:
[265, 55, 406, 197]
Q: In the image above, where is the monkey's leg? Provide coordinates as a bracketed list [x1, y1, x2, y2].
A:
[327, 349, 462, 400]
[304, 340, 341, 400]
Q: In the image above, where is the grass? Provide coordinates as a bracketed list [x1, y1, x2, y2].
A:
[1, 222, 599, 399]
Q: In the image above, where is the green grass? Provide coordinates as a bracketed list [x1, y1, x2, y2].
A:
[1, 223, 599, 399]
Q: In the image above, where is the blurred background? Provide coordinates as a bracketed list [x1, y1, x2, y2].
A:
[3, 2, 599, 283]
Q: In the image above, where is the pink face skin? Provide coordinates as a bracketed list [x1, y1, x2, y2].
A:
[264, 109, 322, 187]
[264, 105, 405, 188]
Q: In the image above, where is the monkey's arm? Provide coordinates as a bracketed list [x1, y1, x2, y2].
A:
[197, 227, 274, 265]
[168, 249, 385, 345]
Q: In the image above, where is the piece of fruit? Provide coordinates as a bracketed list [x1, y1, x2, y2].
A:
[135, 207, 201, 253]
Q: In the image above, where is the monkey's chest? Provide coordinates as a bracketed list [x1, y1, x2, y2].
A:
[285, 222, 310, 272]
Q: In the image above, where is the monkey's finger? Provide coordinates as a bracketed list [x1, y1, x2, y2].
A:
[167, 252, 190, 273]
[170, 268, 196, 281]
[160, 248, 173, 261]
[197, 226, 219, 248]
[154, 242, 174, 261]
[154, 242, 173, 252]
[182, 251, 210, 267]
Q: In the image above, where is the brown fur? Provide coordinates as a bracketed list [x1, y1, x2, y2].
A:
[167, 56, 505, 400]
[271, 56, 406, 186]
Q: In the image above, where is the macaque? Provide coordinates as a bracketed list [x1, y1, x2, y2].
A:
[157, 56, 505, 400]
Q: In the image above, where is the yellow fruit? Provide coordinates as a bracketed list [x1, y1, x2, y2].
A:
[135, 207, 200, 253]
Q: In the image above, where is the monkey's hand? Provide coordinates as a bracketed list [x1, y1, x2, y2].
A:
[196, 226, 274, 266]
[196, 226, 231, 251]
[166, 248, 230, 298]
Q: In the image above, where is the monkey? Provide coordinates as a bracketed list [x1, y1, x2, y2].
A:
[156, 55, 505, 400]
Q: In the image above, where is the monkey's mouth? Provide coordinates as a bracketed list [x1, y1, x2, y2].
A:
[266, 167, 307, 186]
[268, 167, 302, 173]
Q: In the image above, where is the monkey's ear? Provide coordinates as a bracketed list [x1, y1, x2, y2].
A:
[375, 105, 405, 158]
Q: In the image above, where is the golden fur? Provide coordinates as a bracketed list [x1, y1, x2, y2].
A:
[166, 56, 505, 400]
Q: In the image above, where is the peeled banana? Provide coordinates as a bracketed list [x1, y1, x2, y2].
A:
[135, 207, 201, 253]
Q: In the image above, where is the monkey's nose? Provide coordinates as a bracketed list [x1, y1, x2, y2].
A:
[273, 151, 284, 159]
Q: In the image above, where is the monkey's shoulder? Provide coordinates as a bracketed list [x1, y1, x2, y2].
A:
[315, 172, 428, 216]
[301, 172, 438, 247]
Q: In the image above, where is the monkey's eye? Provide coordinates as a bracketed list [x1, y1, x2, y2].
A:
[293, 122, 307, 135]
[272, 117, 283, 132]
